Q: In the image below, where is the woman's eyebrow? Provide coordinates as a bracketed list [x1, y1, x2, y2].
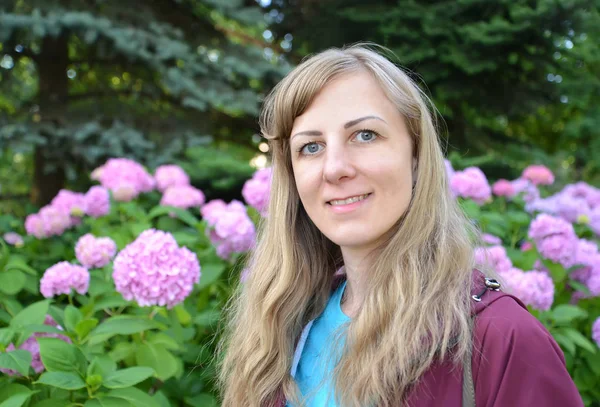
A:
[291, 115, 386, 140]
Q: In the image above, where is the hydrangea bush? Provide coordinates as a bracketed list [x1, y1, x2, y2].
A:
[0, 157, 599, 406]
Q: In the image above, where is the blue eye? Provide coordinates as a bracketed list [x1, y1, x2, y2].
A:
[300, 142, 322, 155]
[355, 130, 378, 143]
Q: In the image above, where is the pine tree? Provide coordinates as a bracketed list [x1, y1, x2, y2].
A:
[0, 0, 290, 205]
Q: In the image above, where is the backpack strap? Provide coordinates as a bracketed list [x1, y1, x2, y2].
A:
[462, 316, 475, 407]
[463, 276, 501, 407]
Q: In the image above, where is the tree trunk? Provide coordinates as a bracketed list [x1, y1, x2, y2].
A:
[31, 33, 70, 206]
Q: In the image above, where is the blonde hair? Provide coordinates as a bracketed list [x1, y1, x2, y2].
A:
[218, 43, 477, 407]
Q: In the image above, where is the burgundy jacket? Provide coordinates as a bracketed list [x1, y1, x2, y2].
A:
[277, 272, 583, 406]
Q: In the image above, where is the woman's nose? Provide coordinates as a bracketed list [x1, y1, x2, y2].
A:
[322, 144, 357, 183]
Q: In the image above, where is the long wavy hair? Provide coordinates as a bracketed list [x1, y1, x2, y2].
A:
[218, 43, 477, 407]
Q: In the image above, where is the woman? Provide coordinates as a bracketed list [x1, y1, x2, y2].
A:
[218, 44, 583, 407]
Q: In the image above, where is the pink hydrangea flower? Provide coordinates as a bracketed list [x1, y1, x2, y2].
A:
[25, 206, 72, 239]
[3, 232, 24, 247]
[528, 214, 578, 266]
[450, 167, 491, 205]
[154, 164, 190, 193]
[75, 234, 117, 269]
[112, 229, 201, 309]
[203, 201, 256, 260]
[475, 245, 512, 274]
[501, 268, 554, 311]
[0, 316, 70, 376]
[83, 186, 110, 218]
[512, 178, 540, 203]
[481, 233, 502, 245]
[563, 182, 600, 208]
[492, 179, 516, 198]
[242, 167, 272, 216]
[201, 199, 246, 225]
[160, 185, 205, 210]
[40, 262, 90, 298]
[51, 190, 86, 218]
[593, 318, 600, 348]
[522, 165, 554, 186]
[92, 158, 155, 201]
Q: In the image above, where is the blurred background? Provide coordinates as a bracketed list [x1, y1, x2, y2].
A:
[1, 0, 599, 214]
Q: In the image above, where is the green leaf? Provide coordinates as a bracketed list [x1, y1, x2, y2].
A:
[84, 398, 132, 407]
[147, 332, 181, 351]
[135, 343, 179, 381]
[31, 400, 71, 407]
[64, 306, 83, 332]
[193, 310, 221, 327]
[552, 331, 576, 355]
[184, 394, 217, 407]
[88, 355, 117, 378]
[541, 259, 567, 283]
[0, 328, 15, 346]
[0, 269, 26, 295]
[103, 387, 161, 407]
[10, 300, 50, 328]
[37, 337, 88, 374]
[0, 384, 33, 407]
[173, 304, 192, 325]
[0, 239, 9, 271]
[197, 262, 226, 290]
[75, 318, 99, 340]
[568, 280, 591, 295]
[0, 350, 31, 376]
[148, 205, 199, 228]
[35, 371, 86, 390]
[90, 316, 164, 337]
[4, 255, 38, 276]
[103, 367, 155, 388]
[551, 304, 588, 324]
[91, 296, 130, 313]
[562, 328, 597, 354]
[108, 342, 134, 363]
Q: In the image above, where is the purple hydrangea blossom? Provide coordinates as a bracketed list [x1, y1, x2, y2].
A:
[511, 178, 540, 203]
[25, 206, 72, 239]
[3, 232, 23, 247]
[112, 229, 201, 309]
[51, 190, 86, 218]
[40, 262, 90, 298]
[475, 245, 513, 274]
[242, 167, 272, 216]
[203, 200, 256, 260]
[0, 316, 70, 376]
[154, 164, 190, 193]
[481, 233, 502, 245]
[75, 234, 117, 269]
[522, 165, 555, 186]
[160, 185, 205, 210]
[450, 167, 492, 205]
[501, 268, 555, 311]
[592, 318, 600, 348]
[492, 179, 516, 198]
[201, 199, 246, 224]
[83, 186, 111, 218]
[92, 158, 155, 201]
[528, 214, 578, 266]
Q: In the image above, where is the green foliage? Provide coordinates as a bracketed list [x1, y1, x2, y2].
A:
[0, 0, 288, 205]
[270, 0, 600, 181]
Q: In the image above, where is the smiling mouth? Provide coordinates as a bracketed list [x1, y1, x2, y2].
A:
[327, 193, 372, 206]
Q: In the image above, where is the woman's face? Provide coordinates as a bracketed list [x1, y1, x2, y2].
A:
[290, 71, 415, 254]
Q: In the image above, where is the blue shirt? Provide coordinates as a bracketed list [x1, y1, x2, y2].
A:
[288, 280, 351, 407]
